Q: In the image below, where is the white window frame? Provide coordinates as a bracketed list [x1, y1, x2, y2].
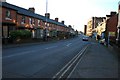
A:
[21, 16, 26, 24]
[5, 9, 11, 20]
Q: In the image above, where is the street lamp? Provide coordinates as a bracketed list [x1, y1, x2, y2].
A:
[44, 0, 48, 41]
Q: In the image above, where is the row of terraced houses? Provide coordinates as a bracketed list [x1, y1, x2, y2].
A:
[0, 1, 77, 44]
[84, 2, 120, 47]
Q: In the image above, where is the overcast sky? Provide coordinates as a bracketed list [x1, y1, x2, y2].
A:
[6, 0, 120, 31]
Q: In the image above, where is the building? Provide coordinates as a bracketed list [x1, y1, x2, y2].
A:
[92, 17, 106, 29]
[0, 2, 74, 43]
[116, 1, 120, 46]
[105, 12, 118, 44]
[86, 17, 106, 37]
[96, 19, 106, 40]
[92, 17, 106, 39]
[84, 25, 87, 35]
[86, 18, 93, 36]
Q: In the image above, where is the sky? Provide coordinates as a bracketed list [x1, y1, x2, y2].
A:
[6, 0, 120, 32]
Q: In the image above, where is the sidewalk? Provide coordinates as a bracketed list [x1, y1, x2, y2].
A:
[89, 38, 120, 53]
[69, 42, 118, 78]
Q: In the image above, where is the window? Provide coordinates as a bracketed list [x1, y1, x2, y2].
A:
[38, 20, 40, 26]
[38, 20, 42, 26]
[33, 19, 35, 25]
[5, 10, 11, 19]
[29, 18, 32, 24]
[21, 16, 26, 24]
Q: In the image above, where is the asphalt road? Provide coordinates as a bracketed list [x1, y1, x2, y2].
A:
[2, 35, 90, 78]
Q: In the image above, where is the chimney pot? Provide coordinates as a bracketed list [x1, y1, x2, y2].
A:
[61, 21, 64, 24]
[110, 12, 117, 16]
[45, 13, 50, 19]
[55, 18, 59, 22]
[28, 7, 35, 13]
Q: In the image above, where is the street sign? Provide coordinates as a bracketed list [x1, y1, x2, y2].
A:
[109, 32, 115, 36]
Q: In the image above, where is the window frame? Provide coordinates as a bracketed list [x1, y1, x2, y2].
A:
[21, 16, 26, 24]
[29, 18, 32, 24]
[5, 9, 11, 20]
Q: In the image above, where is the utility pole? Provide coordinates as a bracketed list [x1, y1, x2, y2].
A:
[44, 0, 48, 41]
[46, 0, 48, 14]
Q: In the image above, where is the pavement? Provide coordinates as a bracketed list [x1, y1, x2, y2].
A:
[69, 38, 119, 79]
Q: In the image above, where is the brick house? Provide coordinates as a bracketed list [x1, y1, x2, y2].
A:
[1, 4, 17, 38]
[105, 12, 118, 44]
[116, 2, 120, 46]
[1, 2, 74, 43]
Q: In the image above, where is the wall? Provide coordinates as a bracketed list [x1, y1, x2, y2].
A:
[106, 14, 118, 43]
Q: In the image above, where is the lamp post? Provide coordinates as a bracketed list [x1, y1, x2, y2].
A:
[44, 0, 48, 41]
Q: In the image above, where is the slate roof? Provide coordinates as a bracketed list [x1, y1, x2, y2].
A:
[1, 2, 66, 27]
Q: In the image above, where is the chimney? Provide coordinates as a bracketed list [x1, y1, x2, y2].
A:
[106, 15, 111, 20]
[45, 13, 50, 19]
[61, 21, 64, 24]
[55, 18, 59, 22]
[110, 12, 117, 16]
[68, 25, 72, 28]
[28, 7, 35, 13]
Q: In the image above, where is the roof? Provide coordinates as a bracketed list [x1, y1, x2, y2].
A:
[1, 2, 66, 27]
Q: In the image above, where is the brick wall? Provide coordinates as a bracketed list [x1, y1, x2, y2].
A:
[106, 14, 118, 43]
[2, 7, 17, 24]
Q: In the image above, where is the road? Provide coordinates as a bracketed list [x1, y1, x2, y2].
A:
[2, 35, 89, 78]
[2, 35, 118, 79]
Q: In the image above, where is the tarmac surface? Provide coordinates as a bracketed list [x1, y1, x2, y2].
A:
[2, 37, 120, 79]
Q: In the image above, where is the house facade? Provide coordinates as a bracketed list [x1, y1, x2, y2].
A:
[1, 2, 74, 43]
[105, 12, 118, 44]
[86, 18, 93, 36]
[116, 2, 120, 46]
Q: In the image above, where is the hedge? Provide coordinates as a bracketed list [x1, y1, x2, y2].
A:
[10, 30, 32, 39]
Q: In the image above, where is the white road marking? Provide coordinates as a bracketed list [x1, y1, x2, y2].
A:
[66, 43, 72, 47]
[45, 46, 58, 49]
[3, 46, 58, 59]
[3, 50, 37, 59]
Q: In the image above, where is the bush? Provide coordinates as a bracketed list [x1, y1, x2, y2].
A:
[10, 30, 32, 39]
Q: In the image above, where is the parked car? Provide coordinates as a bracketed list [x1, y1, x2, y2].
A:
[99, 39, 105, 45]
[82, 36, 89, 41]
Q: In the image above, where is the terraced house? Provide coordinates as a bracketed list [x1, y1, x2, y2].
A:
[0, 2, 75, 43]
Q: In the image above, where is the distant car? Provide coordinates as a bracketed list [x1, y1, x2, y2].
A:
[99, 39, 105, 45]
[82, 36, 89, 41]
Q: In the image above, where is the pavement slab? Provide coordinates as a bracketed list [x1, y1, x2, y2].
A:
[70, 43, 118, 78]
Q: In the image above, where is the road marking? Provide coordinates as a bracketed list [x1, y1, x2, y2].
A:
[3, 50, 37, 59]
[67, 45, 88, 78]
[66, 43, 72, 47]
[3, 46, 58, 59]
[52, 44, 89, 79]
[45, 46, 58, 49]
